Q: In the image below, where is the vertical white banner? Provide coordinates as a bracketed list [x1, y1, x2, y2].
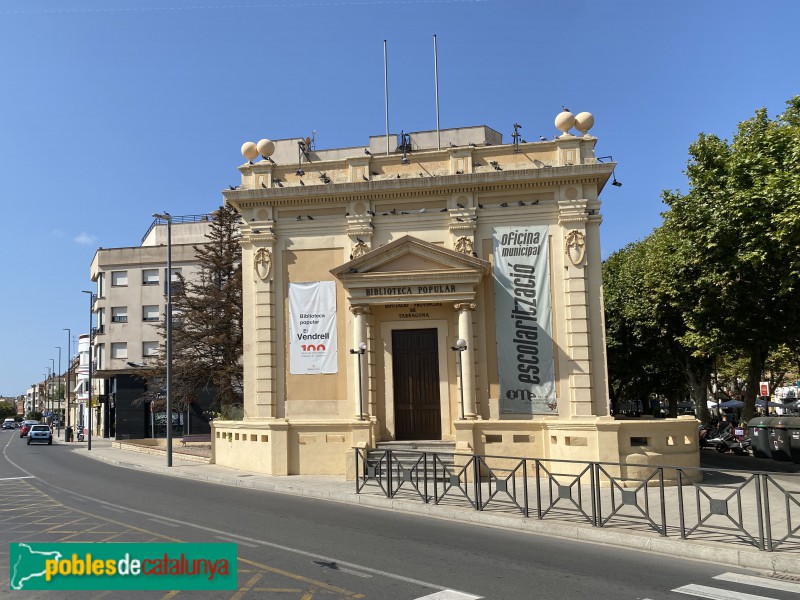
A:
[493, 225, 556, 414]
[289, 281, 338, 375]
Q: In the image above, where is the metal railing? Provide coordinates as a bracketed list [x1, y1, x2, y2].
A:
[355, 448, 800, 552]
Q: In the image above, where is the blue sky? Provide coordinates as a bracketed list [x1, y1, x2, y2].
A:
[0, 0, 797, 395]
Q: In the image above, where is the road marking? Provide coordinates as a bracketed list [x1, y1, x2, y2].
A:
[0, 476, 35, 481]
[215, 535, 258, 548]
[414, 591, 483, 600]
[148, 518, 180, 527]
[714, 572, 800, 594]
[673, 584, 779, 600]
[4, 448, 477, 600]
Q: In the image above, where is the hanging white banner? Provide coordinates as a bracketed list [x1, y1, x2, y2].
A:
[289, 281, 338, 375]
[493, 225, 557, 414]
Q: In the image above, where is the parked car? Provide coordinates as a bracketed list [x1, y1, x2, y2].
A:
[19, 420, 39, 438]
[27, 424, 52, 445]
[2, 418, 16, 430]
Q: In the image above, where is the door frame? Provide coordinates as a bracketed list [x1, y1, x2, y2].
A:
[381, 319, 452, 441]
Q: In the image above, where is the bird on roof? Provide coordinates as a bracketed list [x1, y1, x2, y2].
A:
[296, 215, 302, 221]
[356, 237, 364, 243]
[366, 210, 375, 216]
[440, 208, 448, 212]
[456, 203, 465, 209]
[261, 182, 267, 188]
[500, 202, 508, 207]
[418, 208, 426, 214]
[562, 105, 570, 112]
[478, 203, 484, 209]
[299, 179, 305, 186]
[518, 201, 525, 206]
[228, 185, 236, 190]
[363, 175, 369, 181]
[456, 217, 465, 222]
[389, 209, 397, 215]
[364, 148, 371, 155]
[539, 136, 547, 141]
[307, 215, 314, 220]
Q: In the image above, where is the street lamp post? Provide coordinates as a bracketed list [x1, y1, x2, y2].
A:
[49, 359, 55, 419]
[82, 290, 94, 451]
[349, 342, 367, 421]
[451, 339, 467, 420]
[63, 328, 71, 441]
[55, 346, 62, 436]
[153, 212, 173, 467]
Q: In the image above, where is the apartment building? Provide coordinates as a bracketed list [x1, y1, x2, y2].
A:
[89, 216, 212, 439]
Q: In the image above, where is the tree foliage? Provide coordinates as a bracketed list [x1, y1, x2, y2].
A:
[0, 401, 16, 419]
[604, 97, 800, 422]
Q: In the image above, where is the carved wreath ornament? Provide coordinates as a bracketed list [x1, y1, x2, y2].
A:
[454, 236, 474, 255]
[253, 248, 272, 280]
[564, 230, 586, 266]
[350, 240, 370, 260]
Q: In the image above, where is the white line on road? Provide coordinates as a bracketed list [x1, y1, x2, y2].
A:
[148, 518, 179, 528]
[215, 536, 258, 548]
[714, 572, 800, 594]
[414, 591, 483, 600]
[0, 476, 36, 481]
[336, 568, 372, 579]
[673, 584, 780, 600]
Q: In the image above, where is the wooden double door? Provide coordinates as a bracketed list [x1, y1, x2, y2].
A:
[392, 329, 442, 440]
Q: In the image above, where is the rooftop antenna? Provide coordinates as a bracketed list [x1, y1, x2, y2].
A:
[384, 40, 390, 156]
[433, 34, 441, 151]
[512, 123, 522, 153]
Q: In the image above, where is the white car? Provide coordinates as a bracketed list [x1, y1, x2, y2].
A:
[27, 424, 52, 445]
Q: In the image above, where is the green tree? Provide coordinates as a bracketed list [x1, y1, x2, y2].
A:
[661, 97, 800, 420]
[603, 232, 712, 421]
[0, 401, 16, 419]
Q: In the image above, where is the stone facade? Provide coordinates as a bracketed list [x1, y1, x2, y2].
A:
[216, 120, 699, 477]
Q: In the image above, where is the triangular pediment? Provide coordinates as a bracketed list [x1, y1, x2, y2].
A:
[331, 235, 489, 277]
[331, 236, 489, 304]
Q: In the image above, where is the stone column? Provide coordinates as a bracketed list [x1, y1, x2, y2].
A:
[558, 200, 594, 417]
[454, 302, 477, 419]
[349, 305, 370, 420]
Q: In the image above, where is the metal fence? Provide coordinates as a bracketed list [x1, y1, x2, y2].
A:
[354, 448, 800, 552]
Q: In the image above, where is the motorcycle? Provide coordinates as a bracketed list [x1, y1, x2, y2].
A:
[709, 428, 751, 455]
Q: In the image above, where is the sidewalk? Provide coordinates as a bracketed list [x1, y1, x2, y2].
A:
[65, 437, 800, 574]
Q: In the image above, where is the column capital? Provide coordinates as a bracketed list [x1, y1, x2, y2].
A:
[349, 305, 372, 316]
[453, 302, 476, 312]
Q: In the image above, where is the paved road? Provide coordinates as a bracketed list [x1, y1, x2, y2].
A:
[1, 431, 798, 600]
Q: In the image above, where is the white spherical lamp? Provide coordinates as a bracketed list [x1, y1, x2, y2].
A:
[574, 112, 595, 136]
[256, 138, 275, 158]
[241, 142, 258, 161]
[555, 110, 575, 137]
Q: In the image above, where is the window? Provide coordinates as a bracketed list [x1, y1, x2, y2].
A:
[111, 307, 128, 323]
[97, 273, 105, 298]
[97, 308, 105, 328]
[111, 343, 127, 360]
[142, 341, 159, 357]
[111, 271, 128, 286]
[142, 305, 160, 322]
[142, 269, 159, 285]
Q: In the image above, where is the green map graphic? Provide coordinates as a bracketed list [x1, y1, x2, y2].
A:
[10, 543, 63, 590]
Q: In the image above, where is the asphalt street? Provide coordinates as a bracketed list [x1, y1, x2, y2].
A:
[1, 430, 798, 600]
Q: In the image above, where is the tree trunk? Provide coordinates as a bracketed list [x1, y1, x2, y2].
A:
[742, 345, 765, 422]
[684, 356, 712, 423]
